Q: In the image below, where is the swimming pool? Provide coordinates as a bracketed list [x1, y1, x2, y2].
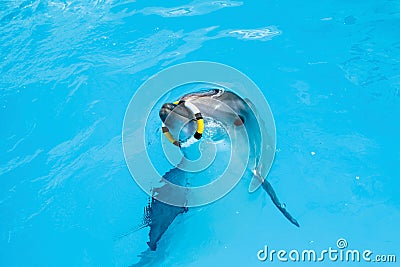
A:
[1, 0, 399, 266]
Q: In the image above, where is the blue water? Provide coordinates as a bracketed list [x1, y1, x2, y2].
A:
[1, 0, 399, 266]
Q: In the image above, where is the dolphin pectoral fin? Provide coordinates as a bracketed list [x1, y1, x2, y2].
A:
[248, 170, 263, 192]
[261, 180, 300, 227]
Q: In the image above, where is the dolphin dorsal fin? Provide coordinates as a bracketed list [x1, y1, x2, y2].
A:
[248, 169, 263, 193]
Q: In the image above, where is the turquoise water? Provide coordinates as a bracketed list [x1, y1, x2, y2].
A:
[1, 0, 400, 266]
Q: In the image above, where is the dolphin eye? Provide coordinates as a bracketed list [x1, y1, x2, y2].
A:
[234, 115, 245, 126]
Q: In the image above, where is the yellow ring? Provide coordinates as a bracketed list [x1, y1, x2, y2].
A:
[162, 100, 204, 147]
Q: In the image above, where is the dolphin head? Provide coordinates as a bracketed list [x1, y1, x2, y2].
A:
[159, 102, 197, 141]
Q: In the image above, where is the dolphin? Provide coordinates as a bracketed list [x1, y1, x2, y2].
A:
[141, 88, 299, 252]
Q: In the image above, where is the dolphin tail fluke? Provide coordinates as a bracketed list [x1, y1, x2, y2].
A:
[261, 179, 300, 227]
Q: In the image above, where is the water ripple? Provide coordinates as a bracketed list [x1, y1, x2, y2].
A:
[0, 0, 137, 92]
[221, 26, 281, 41]
[0, 148, 43, 176]
[139, 0, 243, 17]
